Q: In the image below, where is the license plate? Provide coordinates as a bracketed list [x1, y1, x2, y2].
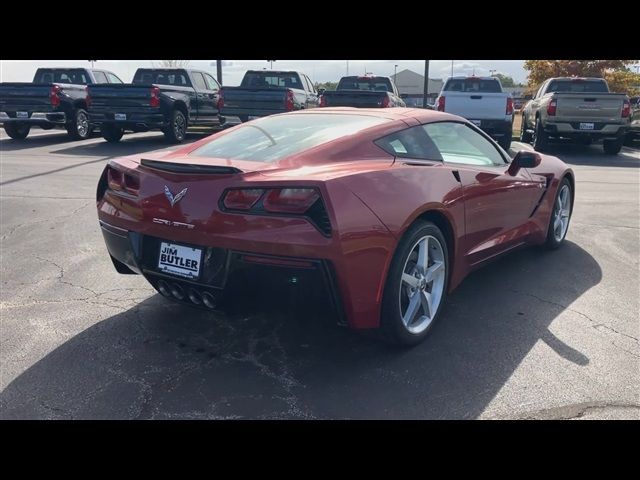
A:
[114, 113, 127, 121]
[157, 242, 202, 279]
[471, 119, 481, 126]
[17, 111, 28, 118]
[579, 122, 594, 130]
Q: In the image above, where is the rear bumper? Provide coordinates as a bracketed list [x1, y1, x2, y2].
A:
[219, 108, 287, 119]
[89, 111, 166, 131]
[473, 119, 513, 138]
[0, 111, 67, 128]
[544, 121, 628, 140]
[99, 220, 347, 325]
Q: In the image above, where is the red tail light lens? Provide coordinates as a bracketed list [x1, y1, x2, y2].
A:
[319, 95, 326, 107]
[547, 99, 557, 116]
[506, 97, 513, 115]
[263, 188, 319, 214]
[107, 165, 139, 195]
[107, 166, 124, 190]
[437, 96, 445, 111]
[123, 172, 140, 195]
[85, 86, 92, 108]
[50, 85, 61, 107]
[217, 90, 224, 110]
[150, 86, 160, 108]
[285, 90, 295, 111]
[381, 96, 391, 108]
[223, 189, 264, 210]
[622, 99, 630, 118]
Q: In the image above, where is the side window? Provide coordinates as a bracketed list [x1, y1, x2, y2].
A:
[423, 122, 506, 166]
[203, 73, 220, 91]
[192, 72, 208, 91]
[305, 75, 315, 93]
[107, 72, 123, 83]
[93, 71, 108, 83]
[535, 82, 546, 99]
[375, 125, 443, 161]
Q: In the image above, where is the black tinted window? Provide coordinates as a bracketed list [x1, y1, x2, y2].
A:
[34, 69, 89, 84]
[241, 72, 303, 89]
[546, 79, 609, 93]
[133, 70, 190, 86]
[375, 126, 443, 160]
[444, 78, 501, 93]
[337, 77, 393, 92]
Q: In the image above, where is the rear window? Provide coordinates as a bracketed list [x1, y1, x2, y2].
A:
[337, 77, 393, 92]
[444, 78, 501, 93]
[34, 69, 90, 84]
[546, 79, 609, 93]
[191, 113, 388, 162]
[133, 70, 191, 86]
[241, 72, 303, 89]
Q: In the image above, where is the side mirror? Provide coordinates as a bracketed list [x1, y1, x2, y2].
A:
[508, 150, 541, 175]
[317, 88, 325, 96]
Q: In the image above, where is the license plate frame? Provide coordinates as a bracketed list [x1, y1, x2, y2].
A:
[579, 122, 594, 130]
[157, 241, 203, 280]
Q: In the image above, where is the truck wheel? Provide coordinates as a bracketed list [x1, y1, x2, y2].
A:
[238, 115, 250, 123]
[4, 123, 30, 140]
[164, 109, 187, 143]
[101, 124, 124, 143]
[520, 114, 532, 143]
[498, 134, 511, 151]
[532, 117, 549, 152]
[603, 138, 623, 155]
[66, 109, 92, 140]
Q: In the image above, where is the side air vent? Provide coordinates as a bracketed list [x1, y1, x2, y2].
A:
[305, 198, 332, 236]
[140, 159, 243, 175]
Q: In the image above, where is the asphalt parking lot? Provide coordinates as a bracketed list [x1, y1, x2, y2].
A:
[1, 129, 638, 419]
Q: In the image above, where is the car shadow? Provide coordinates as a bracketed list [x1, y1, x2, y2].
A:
[0, 241, 602, 419]
[0, 131, 77, 152]
[541, 143, 640, 168]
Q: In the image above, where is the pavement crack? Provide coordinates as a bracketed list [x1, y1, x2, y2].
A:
[514, 401, 640, 420]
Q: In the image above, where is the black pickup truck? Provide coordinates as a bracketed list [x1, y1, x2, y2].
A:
[319, 75, 406, 108]
[87, 68, 222, 143]
[218, 70, 319, 122]
[0, 67, 123, 140]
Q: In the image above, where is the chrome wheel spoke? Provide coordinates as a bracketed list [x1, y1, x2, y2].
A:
[402, 273, 419, 289]
[402, 293, 421, 326]
[420, 291, 433, 319]
[424, 260, 444, 283]
[417, 237, 429, 274]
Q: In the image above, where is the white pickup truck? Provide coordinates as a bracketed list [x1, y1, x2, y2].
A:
[435, 76, 513, 150]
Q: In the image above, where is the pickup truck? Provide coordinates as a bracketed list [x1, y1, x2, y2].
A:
[318, 75, 406, 108]
[218, 70, 318, 122]
[0, 67, 123, 140]
[435, 76, 514, 150]
[624, 97, 639, 147]
[520, 77, 631, 154]
[87, 68, 222, 143]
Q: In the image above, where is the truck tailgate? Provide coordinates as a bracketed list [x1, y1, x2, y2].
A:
[323, 91, 387, 108]
[444, 92, 508, 120]
[221, 87, 287, 112]
[89, 84, 154, 109]
[555, 93, 626, 122]
[0, 83, 58, 112]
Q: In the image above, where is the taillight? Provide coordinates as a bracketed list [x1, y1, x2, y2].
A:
[437, 96, 445, 111]
[107, 165, 139, 195]
[622, 99, 630, 118]
[547, 99, 557, 116]
[319, 95, 326, 107]
[150, 86, 160, 108]
[85, 86, 92, 108]
[506, 97, 513, 115]
[381, 96, 391, 108]
[285, 89, 295, 111]
[263, 188, 319, 214]
[222, 189, 264, 210]
[217, 90, 224, 110]
[50, 85, 61, 107]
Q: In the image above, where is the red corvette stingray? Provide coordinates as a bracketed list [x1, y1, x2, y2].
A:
[97, 108, 574, 345]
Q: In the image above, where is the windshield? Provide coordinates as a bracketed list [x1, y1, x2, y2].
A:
[34, 69, 90, 84]
[546, 79, 609, 93]
[191, 113, 388, 162]
[240, 72, 303, 89]
[337, 77, 393, 92]
[444, 78, 502, 93]
[133, 70, 191, 86]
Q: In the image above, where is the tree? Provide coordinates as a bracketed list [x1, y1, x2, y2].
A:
[315, 81, 338, 91]
[153, 60, 191, 68]
[524, 60, 639, 95]
[493, 73, 515, 87]
[604, 70, 640, 96]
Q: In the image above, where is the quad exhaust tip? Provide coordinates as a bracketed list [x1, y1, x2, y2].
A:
[157, 279, 172, 297]
[188, 288, 203, 305]
[157, 279, 217, 309]
[170, 282, 185, 300]
[202, 291, 217, 309]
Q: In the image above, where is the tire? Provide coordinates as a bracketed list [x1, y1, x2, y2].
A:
[544, 178, 572, 249]
[66, 108, 92, 140]
[498, 133, 511, 151]
[101, 124, 124, 143]
[520, 114, 532, 143]
[379, 220, 449, 347]
[602, 138, 623, 155]
[238, 115, 250, 123]
[532, 117, 549, 152]
[4, 123, 30, 140]
[164, 109, 187, 143]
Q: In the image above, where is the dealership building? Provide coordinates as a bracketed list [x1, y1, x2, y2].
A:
[391, 69, 444, 106]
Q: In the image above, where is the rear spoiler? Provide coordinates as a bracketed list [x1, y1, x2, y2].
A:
[140, 159, 243, 175]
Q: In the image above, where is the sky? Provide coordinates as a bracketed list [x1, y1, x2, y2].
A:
[0, 60, 529, 85]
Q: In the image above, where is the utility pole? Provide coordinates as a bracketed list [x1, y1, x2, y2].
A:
[394, 64, 398, 80]
[423, 60, 430, 109]
[267, 60, 276, 70]
[346, 60, 349, 76]
[451, 60, 454, 78]
[489, 69, 496, 77]
[216, 60, 223, 85]
[89, 60, 96, 68]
